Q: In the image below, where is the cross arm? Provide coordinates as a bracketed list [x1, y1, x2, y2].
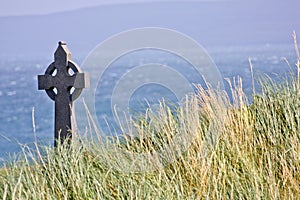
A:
[38, 74, 55, 90]
[73, 73, 90, 89]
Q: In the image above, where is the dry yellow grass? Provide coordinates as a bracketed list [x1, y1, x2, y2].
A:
[0, 34, 300, 199]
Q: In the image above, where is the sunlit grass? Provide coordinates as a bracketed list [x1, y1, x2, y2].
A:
[1, 36, 300, 199]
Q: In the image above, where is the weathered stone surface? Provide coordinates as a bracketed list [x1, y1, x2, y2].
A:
[38, 41, 89, 146]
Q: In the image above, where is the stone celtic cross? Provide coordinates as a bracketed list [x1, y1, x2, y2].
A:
[38, 41, 89, 147]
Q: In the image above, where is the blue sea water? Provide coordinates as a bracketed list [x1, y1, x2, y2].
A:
[0, 44, 297, 164]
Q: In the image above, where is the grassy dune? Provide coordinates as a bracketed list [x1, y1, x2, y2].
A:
[1, 43, 300, 199]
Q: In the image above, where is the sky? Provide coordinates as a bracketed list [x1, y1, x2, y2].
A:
[0, 0, 228, 16]
[0, 0, 299, 57]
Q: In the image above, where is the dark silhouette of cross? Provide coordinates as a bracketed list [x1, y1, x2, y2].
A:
[38, 41, 89, 147]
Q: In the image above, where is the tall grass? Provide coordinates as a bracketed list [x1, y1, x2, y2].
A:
[1, 39, 300, 199]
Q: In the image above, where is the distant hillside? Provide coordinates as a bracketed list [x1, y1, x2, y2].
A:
[0, 1, 299, 58]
